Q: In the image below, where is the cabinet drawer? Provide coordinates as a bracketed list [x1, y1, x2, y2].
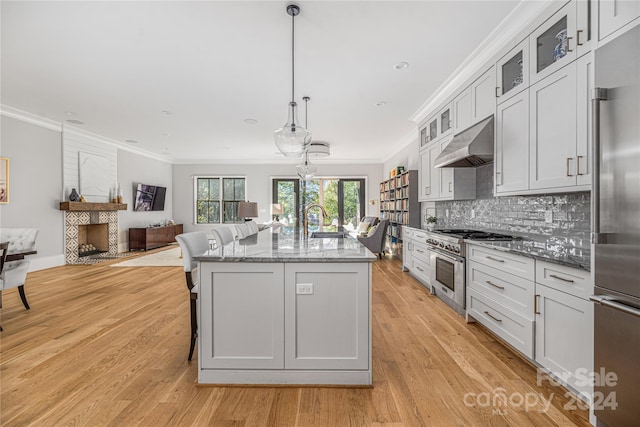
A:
[413, 230, 428, 241]
[535, 260, 592, 300]
[468, 289, 534, 359]
[467, 260, 534, 319]
[411, 240, 430, 261]
[402, 227, 413, 240]
[410, 257, 430, 286]
[467, 245, 535, 280]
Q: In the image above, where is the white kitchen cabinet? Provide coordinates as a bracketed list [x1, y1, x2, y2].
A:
[422, 139, 475, 201]
[472, 65, 497, 123]
[535, 283, 593, 397]
[575, 0, 593, 56]
[576, 53, 594, 186]
[598, 0, 640, 41]
[427, 143, 441, 201]
[402, 227, 413, 271]
[453, 66, 497, 134]
[284, 263, 370, 370]
[529, 1, 577, 84]
[495, 89, 530, 194]
[402, 227, 430, 287]
[496, 39, 529, 104]
[199, 263, 285, 370]
[529, 62, 578, 190]
[453, 86, 473, 134]
[536, 260, 593, 300]
[438, 103, 453, 140]
[418, 148, 431, 201]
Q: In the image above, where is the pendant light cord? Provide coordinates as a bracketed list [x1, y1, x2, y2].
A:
[291, 11, 295, 104]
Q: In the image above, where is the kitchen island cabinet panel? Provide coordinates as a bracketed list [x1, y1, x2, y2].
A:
[284, 263, 370, 370]
[199, 263, 285, 370]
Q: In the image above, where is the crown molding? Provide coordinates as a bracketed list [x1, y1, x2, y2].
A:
[409, 0, 557, 125]
[172, 157, 384, 165]
[0, 104, 62, 132]
[62, 124, 173, 164]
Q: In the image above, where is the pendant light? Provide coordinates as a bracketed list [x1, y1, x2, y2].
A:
[296, 96, 317, 180]
[274, 4, 311, 158]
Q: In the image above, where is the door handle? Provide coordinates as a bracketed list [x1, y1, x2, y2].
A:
[448, 182, 452, 192]
[495, 87, 500, 98]
[590, 295, 640, 319]
[566, 36, 573, 52]
[534, 294, 541, 314]
[566, 158, 574, 176]
[591, 88, 608, 244]
[577, 155, 585, 175]
[576, 30, 584, 46]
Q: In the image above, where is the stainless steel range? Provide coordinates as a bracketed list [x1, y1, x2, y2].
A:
[425, 229, 515, 316]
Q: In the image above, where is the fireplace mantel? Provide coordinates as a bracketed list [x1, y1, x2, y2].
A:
[59, 202, 127, 211]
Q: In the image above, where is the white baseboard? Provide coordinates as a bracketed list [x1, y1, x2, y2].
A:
[29, 254, 66, 272]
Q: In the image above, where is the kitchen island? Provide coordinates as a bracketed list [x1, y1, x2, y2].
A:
[193, 228, 376, 385]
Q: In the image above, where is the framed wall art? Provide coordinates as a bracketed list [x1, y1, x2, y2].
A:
[0, 157, 9, 204]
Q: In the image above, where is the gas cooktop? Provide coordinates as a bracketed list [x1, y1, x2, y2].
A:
[431, 229, 516, 241]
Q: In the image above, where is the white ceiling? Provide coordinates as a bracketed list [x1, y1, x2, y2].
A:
[1, 1, 520, 164]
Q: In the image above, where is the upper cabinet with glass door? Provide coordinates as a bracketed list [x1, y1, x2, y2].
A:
[419, 114, 439, 151]
[529, 1, 580, 84]
[496, 39, 529, 104]
[439, 103, 453, 140]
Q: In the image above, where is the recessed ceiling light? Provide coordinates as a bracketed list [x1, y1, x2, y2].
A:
[65, 111, 77, 116]
[66, 119, 85, 125]
[161, 110, 172, 115]
[375, 101, 387, 107]
[393, 62, 409, 70]
[244, 118, 258, 124]
[125, 139, 138, 144]
[162, 132, 169, 136]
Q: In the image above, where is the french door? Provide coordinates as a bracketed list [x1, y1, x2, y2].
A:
[273, 178, 365, 233]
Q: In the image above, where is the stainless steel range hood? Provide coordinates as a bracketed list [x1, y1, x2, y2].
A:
[434, 116, 494, 168]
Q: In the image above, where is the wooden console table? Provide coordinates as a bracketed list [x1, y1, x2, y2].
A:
[129, 224, 183, 251]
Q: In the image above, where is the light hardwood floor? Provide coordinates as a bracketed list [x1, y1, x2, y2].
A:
[1, 250, 590, 426]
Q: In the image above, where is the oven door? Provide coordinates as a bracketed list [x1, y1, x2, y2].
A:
[429, 248, 466, 308]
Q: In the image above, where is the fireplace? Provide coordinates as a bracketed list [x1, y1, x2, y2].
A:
[63, 210, 120, 264]
[78, 223, 109, 257]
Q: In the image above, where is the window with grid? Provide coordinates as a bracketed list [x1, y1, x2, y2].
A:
[196, 177, 246, 224]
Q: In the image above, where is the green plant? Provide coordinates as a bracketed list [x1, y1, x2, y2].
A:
[426, 215, 437, 224]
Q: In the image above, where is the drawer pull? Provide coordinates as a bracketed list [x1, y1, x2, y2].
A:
[416, 266, 424, 272]
[484, 311, 503, 323]
[549, 274, 574, 283]
[486, 280, 505, 290]
[416, 249, 425, 254]
[534, 294, 541, 315]
[486, 256, 505, 263]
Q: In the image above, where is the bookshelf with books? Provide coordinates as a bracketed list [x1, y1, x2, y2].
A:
[379, 170, 420, 259]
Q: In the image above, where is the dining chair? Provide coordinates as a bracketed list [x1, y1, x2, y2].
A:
[0, 242, 9, 332]
[234, 223, 250, 239]
[0, 228, 39, 310]
[212, 226, 235, 246]
[175, 232, 210, 361]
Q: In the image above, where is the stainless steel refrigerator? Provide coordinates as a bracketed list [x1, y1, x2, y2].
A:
[590, 24, 640, 427]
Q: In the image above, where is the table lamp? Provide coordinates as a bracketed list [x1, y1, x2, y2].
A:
[238, 201, 258, 222]
[271, 203, 284, 221]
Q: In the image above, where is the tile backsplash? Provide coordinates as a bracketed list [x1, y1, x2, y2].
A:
[434, 164, 591, 250]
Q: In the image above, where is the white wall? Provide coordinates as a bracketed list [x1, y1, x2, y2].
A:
[172, 162, 383, 233]
[0, 116, 65, 269]
[117, 150, 173, 251]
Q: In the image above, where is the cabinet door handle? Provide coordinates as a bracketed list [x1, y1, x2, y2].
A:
[549, 274, 575, 283]
[577, 155, 585, 175]
[416, 249, 424, 254]
[495, 171, 502, 186]
[495, 87, 500, 98]
[535, 294, 541, 314]
[486, 256, 505, 263]
[486, 280, 505, 290]
[576, 30, 584, 46]
[484, 311, 503, 323]
[566, 158, 574, 176]
[566, 36, 573, 52]
[425, 186, 430, 195]
[448, 182, 452, 192]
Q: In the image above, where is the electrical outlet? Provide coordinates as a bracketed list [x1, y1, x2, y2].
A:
[296, 283, 313, 295]
[471, 209, 475, 218]
[545, 210, 553, 223]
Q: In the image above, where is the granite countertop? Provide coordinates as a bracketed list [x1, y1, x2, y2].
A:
[464, 238, 591, 272]
[194, 229, 377, 263]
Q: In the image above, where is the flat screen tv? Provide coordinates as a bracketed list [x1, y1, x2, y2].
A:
[134, 184, 167, 211]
